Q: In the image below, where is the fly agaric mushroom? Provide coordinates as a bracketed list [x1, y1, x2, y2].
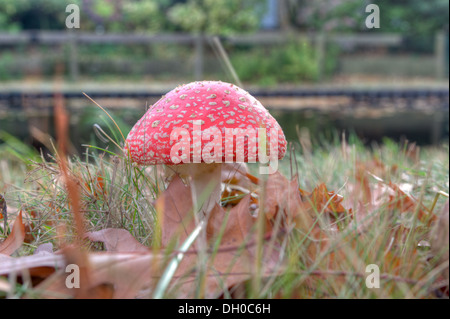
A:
[125, 81, 287, 218]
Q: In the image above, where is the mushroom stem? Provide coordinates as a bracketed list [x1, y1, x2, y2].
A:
[168, 163, 222, 219]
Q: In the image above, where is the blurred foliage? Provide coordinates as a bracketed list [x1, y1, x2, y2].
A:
[295, 0, 362, 32]
[168, 0, 264, 35]
[0, 0, 264, 34]
[375, 0, 448, 36]
[0, 0, 175, 32]
[294, 0, 448, 34]
[0, 0, 447, 36]
[231, 40, 326, 85]
[0, 131, 40, 163]
[0, 52, 17, 80]
[82, 0, 174, 33]
[293, 0, 449, 52]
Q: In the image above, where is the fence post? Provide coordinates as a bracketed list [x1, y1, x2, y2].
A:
[194, 34, 204, 80]
[435, 30, 447, 80]
[68, 30, 79, 81]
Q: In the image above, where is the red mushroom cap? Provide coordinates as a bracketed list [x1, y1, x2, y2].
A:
[125, 81, 287, 165]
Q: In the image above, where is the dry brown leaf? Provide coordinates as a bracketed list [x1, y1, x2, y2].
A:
[263, 172, 314, 233]
[355, 161, 373, 204]
[387, 182, 433, 225]
[345, 157, 433, 233]
[34, 243, 54, 255]
[86, 228, 149, 253]
[0, 250, 65, 277]
[153, 174, 284, 298]
[206, 196, 256, 246]
[0, 250, 162, 299]
[154, 174, 197, 247]
[301, 183, 349, 216]
[0, 211, 25, 256]
[174, 196, 282, 298]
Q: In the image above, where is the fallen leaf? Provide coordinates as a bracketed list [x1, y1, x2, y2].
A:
[152, 174, 284, 298]
[302, 183, 349, 215]
[263, 172, 314, 233]
[387, 182, 433, 225]
[0, 211, 25, 256]
[0, 248, 63, 281]
[86, 228, 149, 253]
[221, 163, 252, 189]
[34, 243, 54, 255]
[0, 250, 162, 299]
[154, 175, 197, 247]
[206, 196, 256, 246]
[174, 196, 282, 298]
[355, 161, 373, 204]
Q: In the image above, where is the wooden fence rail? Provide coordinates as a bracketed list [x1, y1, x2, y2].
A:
[0, 30, 403, 45]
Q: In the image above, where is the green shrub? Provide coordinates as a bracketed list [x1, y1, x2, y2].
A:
[231, 40, 324, 85]
[0, 53, 20, 81]
[168, 0, 263, 35]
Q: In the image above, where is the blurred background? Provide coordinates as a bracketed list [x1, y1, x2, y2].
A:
[0, 0, 448, 155]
